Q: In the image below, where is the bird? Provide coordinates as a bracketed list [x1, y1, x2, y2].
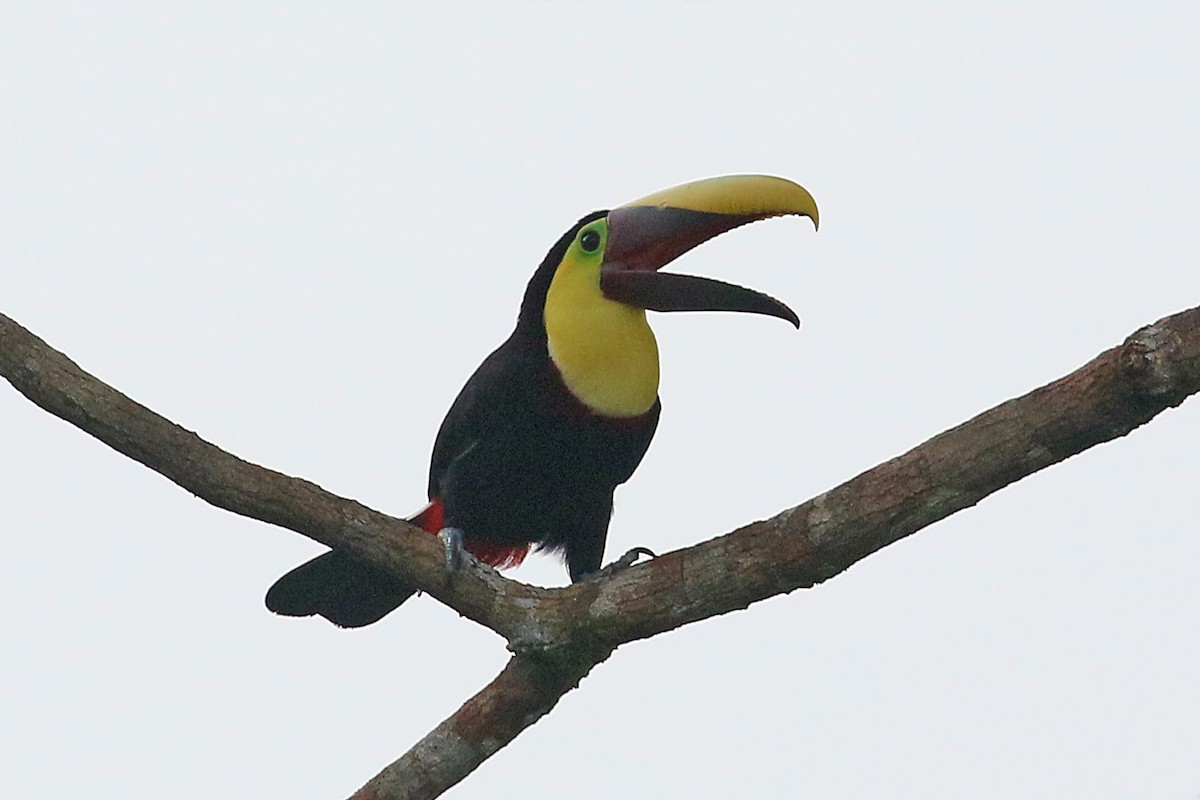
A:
[265, 174, 819, 627]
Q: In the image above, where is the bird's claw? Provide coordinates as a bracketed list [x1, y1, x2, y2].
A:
[589, 546, 657, 580]
[438, 527, 467, 571]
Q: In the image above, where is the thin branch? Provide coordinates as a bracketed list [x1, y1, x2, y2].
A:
[0, 312, 549, 640]
[349, 648, 609, 800]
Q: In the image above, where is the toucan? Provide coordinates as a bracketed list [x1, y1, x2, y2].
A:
[266, 175, 819, 627]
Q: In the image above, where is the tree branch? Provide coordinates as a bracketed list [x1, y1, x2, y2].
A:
[349, 648, 608, 800]
[546, 305, 1200, 646]
[3, 306, 1198, 800]
[0, 312, 550, 641]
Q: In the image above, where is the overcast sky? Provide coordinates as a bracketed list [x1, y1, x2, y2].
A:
[3, 3, 1199, 798]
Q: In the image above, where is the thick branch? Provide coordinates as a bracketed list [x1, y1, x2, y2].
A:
[348, 305, 1199, 800]
[549, 306, 1200, 645]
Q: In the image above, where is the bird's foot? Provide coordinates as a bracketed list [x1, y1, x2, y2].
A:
[587, 546, 657, 581]
[437, 526, 470, 571]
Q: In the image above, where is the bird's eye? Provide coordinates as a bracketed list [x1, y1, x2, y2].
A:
[579, 229, 602, 253]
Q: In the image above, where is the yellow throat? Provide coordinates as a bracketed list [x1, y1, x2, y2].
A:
[543, 221, 660, 418]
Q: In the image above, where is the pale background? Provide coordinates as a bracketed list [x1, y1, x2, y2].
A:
[3, 3, 1198, 798]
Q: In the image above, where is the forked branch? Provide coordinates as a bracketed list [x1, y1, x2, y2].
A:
[2, 306, 1198, 800]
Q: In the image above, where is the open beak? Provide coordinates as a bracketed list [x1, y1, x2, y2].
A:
[599, 175, 818, 328]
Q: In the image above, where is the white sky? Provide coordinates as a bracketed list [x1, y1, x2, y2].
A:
[3, 3, 1198, 798]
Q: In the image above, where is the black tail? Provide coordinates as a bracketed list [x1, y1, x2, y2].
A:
[265, 550, 417, 628]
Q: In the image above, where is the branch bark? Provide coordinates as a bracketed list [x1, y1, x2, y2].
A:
[2, 306, 1198, 799]
[546, 305, 1200, 647]
[349, 649, 607, 800]
[0, 312, 549, 640]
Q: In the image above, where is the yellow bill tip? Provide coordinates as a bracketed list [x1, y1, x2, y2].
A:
[619, 174, 819, 230]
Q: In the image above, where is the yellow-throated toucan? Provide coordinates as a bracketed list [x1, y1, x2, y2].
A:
[266, 175, 819, 627]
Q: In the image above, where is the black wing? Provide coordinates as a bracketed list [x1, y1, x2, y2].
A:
[427, 332, 540, 500]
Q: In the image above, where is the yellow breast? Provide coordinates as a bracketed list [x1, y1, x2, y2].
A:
[543, 250, 660, 418]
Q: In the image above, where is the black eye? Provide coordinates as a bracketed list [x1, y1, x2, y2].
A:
[580, 229, 601, 253]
